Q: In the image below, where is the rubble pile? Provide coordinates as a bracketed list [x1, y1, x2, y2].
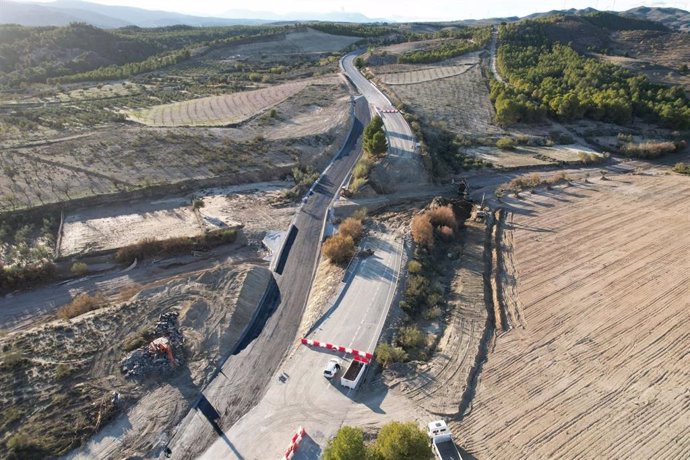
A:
[121, 312, 185, 379]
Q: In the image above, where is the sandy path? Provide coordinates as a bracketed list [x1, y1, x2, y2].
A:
[456, 174, 690, 458]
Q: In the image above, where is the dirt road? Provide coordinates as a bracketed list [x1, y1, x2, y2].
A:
[457, 174, 690, 458]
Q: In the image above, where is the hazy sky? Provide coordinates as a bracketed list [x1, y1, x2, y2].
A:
[26, 0, 690, 20]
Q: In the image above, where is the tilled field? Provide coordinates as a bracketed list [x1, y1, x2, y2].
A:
[456, 174, 690, 458]
[378, 64, 475, 85]
[128, 80, 309, 127]
[388, 64, 503, 135]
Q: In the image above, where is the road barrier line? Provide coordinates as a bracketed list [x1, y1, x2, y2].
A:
[300, 338, 373, 361]
[282, 426, 306, 460]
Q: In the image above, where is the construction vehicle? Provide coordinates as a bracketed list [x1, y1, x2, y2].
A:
[427, 420, 463, 460]
[340, 358, 367, 389]
[148, 337, 175, 367]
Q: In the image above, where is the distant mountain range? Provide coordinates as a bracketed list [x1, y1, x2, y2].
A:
[0, 1, 272, 28]
[0, 0, 688, 31]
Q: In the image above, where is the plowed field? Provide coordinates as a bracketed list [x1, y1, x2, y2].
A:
[457, 174, 690, 458]
[128, 80, 309, 127]
[378, 64, 475, 85]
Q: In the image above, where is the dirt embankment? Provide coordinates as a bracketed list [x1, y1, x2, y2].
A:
[0, 264, 272, 459]
[456, 174, 690, 458]
[386, 219, 491, 417]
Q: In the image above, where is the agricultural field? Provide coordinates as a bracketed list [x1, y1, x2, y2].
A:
[377, 64, 475, 85]
[376, 54, 503, 136]
[0, 79, 351, 211]
[211, 28, 360, 59]
[0, 264, 271, 458]
[456, 174, 690, 458]
[462, 143, 602, 168]
[128, 80, 310, 127]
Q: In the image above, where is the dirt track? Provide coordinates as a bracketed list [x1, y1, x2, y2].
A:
[457, 174, 690, 458]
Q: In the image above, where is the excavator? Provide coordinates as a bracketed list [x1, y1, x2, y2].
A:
[148, 337, 176, 367]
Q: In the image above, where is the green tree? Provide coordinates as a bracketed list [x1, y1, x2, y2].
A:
[323, 426, 367, 460]
[369, 131, 388, 154]
[372, 422, 433, 460]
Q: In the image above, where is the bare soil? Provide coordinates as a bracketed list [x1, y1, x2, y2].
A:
[456, 174, 690, 458]
[59, 181, 297, 258]
[0, 263, 270, 458]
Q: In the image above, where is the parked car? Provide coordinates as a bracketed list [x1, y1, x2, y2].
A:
[323, 358, 341, 379]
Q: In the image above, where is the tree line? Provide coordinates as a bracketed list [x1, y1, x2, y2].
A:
[397, 27, 491, 64]
[491, 18, 690, 129]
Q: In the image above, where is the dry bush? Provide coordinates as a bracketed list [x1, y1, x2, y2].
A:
[351, 207, 368, 221]
[118, 283, 142, 301]
[438, 225, 455, 241]
[496, 137, 516, 150]
[323, 234, 355, 265]
[57, 292, 107, 320]
[411, 214, 434, 250]
[672, 162, 690, 174]
[578, 152, 603, 165]
[408, 260, 422, 274]
[339, 217, 363, 242]
[620, 141, 677, 158]
[428, 206, 457, 231]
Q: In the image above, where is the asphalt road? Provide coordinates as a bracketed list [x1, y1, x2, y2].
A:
[200, 231, 404, 459]
[166, 94, 371, 459]
[342, 53, 417, 161]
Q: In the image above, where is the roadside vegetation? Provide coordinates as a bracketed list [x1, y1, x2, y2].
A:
[497, 172, 572, 196]
[491, 16, 690, 129]
[376, 202, 468, 365]
[323, 209, 367, 265]
[323, 422, 433, 460]
[348, 116, 388, 194]
[57, 292, 108, 320]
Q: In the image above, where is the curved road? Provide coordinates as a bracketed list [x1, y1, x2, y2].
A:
[342, 53, 417, 161]
[164, 88, 371, 458]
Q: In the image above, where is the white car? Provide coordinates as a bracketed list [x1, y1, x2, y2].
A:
[323, 358, 341, 379]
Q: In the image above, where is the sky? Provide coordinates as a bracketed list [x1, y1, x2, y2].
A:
[22, 0, 690, 21]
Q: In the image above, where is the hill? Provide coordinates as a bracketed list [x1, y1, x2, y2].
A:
[623, 6, 690, 32]
[0, 0, 269, 28]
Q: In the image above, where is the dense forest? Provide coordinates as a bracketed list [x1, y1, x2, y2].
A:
[491, 15, 690, 128]
[0, 23, 285, 87]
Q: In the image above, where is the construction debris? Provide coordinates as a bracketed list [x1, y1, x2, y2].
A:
[121, 312, 185, 379]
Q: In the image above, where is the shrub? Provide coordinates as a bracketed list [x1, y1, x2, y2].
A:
[323, 426, 367, 460]
[372, 422, 433, 460]
[339, 218, 363, 242]
[70, 262, 88, 276]
[192, 198, 205, 209]
[423, 306, 443, 320]
[496, 137, 516, 150]
[55, 363, 75, 380]
[411, 215, 434, 250]
[57, 292, 107, 319]
[375, 343, 407, 366]
[578, 152, 602, 165]
[351, 207, 368, 221]
[428, 206, 457, 232]
[438, 225, 454, 241]
[397, 326, 425, 349]
[672, 162, 690, 174]
[1, 352, 28, 370]
[323, 234, 355, 265]
[123, 327, 152, 352]
[407, 260, 422, 274]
